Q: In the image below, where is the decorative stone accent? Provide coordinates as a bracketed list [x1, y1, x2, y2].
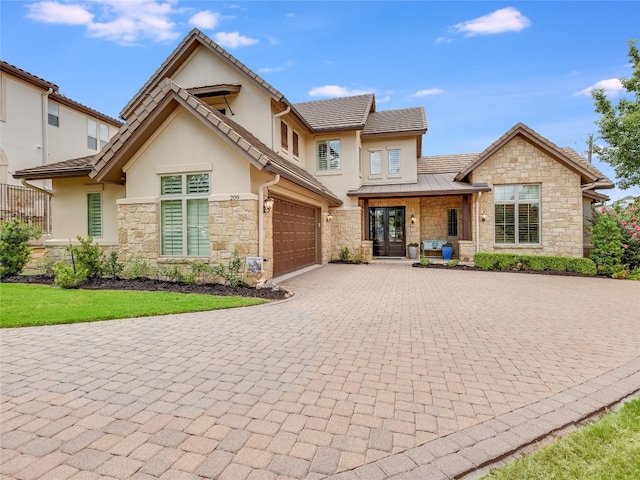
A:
[329, 208, 363, 260]
[419, 197, 463, 257]
[471, 138, 584, 258]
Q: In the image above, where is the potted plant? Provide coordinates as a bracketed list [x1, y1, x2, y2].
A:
[407, 242, 419, 259]
[442, 242, 453, 261]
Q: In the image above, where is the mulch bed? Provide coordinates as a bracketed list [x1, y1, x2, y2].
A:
[412, 262, 610, 279]
[1, 275, 290, 300]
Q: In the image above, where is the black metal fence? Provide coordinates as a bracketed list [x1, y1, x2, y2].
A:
[0, 183, 51, 234]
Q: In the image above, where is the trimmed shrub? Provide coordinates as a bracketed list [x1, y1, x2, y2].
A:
[473, 252, 596, 275]
[67, 236, 104, 278]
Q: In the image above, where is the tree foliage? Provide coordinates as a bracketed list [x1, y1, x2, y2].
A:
[0, 220, 41, 278]
[592, 39, 640, 189]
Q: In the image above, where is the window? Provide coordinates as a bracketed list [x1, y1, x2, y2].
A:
[160, 173, 210, 256]
[447, 208, 459, 237]
[48, 102, 59, 127]
[88, 119, 109, 150]
[87, 193, 102, 237]
[494, 184, 540, 244]
[316, 139, 340, 171]
[370, 150, 382, 175]
[281, 121, 288, 151]
[293, 131, 299, 157]
[388, 149, 400, 174]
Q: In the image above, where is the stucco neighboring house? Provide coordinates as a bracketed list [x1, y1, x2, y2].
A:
[0, 60, 121, 232]
[13, 29, 614, 280]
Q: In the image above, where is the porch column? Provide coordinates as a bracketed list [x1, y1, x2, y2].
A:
[363, 198, 369, 240]
[462, 195, 471, 240]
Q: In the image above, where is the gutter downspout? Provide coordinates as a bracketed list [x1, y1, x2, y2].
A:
[475, 191, 482, 255]
[272, 107, 291, 153]
[41, 88, 53, 167]
[258, 174, 280, 258]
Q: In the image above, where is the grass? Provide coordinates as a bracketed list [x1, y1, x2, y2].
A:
[0, 283, 266, 328]
[483, 397, 640, 479]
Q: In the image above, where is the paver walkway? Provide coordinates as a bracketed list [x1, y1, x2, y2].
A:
[1, 262, 639, 479]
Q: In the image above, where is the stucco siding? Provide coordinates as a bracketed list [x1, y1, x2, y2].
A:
[360, 136, 418, 184]
[471, 137, 584, 257]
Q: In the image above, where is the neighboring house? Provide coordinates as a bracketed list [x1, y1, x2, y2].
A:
[613, 195, 638, 208]
[0, 61, 121, 231]
[13, 30, 614, 280]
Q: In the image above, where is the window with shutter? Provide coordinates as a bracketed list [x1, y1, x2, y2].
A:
[281, 122, 288, 151]
[388, 149, 400, 174]
[293, 131, 299, 157]
[316, 139, 340, 171]
[370, 151, 382, 175]
[87, 193, 102, 237]
[494, 184, 540, 244]
[160, 173, 210, 256]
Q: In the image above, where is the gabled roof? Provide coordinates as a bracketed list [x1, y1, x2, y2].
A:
[89, 79, 342, 204]
[293, 94, 375, 132]
[361, 107, 427, 137]
[12, 156, 96, 179]
[0, 60, 122, 127]
[121, 29, 288, 120]
[454, 122, 614, 188]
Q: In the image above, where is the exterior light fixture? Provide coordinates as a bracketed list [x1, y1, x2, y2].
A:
[410, 214, 416, 224]
[481, 211, 487, 222]
[263, 192, 274, 213]
[326, 212, 333, 223]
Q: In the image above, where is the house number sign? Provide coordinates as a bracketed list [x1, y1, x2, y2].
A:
[230, 195, 240, 201]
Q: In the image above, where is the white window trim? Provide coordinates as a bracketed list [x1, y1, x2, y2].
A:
[369, 149, 383, 178]
[316, 138, 341, 173]
[493, 184, 541, 246]
[387, 147, 401, 176]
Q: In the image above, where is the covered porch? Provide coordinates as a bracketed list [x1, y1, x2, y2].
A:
[348, 174, 490, 260]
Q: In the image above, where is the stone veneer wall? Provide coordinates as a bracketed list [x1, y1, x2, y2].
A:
[472, 138, 584, 257]
[419, 196, 463, 257]
[330, 207, 364, 260]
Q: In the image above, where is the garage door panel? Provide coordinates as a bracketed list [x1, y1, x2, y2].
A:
[273, 198, 318, 277]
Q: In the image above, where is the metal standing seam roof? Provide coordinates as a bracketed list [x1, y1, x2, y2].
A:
[347, 173, 490, 198]
[293, 94, 375, 132]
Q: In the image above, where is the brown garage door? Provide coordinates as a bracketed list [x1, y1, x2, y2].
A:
[273, 197, 318, 277]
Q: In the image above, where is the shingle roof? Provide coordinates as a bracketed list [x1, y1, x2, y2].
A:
[361, 107, 427, 136]
[454, 122, 615, 188]
[13, 156, 96, 179]
[293, 94, 375, 132]
[417, 153, 479, 174]
[1, 60, 58, 91]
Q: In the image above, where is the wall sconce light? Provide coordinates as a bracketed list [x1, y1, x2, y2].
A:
[263, 192, 274, 213]
[410, 214, 416, 225]
[326, 212, 333, 223]
[481, 211, 487, 222]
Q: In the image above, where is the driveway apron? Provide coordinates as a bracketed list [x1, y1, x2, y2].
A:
[1, 262, 639, 479]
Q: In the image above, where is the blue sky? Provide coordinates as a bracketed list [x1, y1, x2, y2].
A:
[1, 0, 639, 199]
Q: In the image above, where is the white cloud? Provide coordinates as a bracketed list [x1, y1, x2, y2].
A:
[26, 0, 181, 44]
[308, 85, 374, 98]
[412, 88, 445, 97]
[435, 36, 452, 45]
[189, 10, 220, 30]
[258, 61, 294, 73]
[286, 12, 296, 18]
[376, 95, 391, 103]
[575, 78, 624, 97]
[213, 31, 258, 48]
[26, 1, 93, 25]
[453, 7, 531, 36]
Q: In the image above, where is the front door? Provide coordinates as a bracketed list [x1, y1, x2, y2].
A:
[369, 207, 406, 257]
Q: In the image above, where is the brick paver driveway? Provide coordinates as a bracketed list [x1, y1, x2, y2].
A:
[2, 262, 639, 479]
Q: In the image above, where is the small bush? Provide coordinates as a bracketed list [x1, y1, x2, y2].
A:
[0, 220, 41, 278]
[420, 255, 431, 266]
[103, 251, 124, 279]
[473, 252, 597, 275]
[53, 262, 87, 288]
[156, 264, 186, 283]
[340, 247, 350, 262]
[445, 259, 460, 268]
[211, 250, 245, 287]
[123, 255, 152, 279]
[67, 236, 104, 278]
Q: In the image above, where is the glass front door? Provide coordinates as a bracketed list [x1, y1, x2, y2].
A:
[369, 207, 406, 256]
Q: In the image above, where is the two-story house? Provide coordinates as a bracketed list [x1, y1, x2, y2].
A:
[13, 30, 613, 279]
[0, 61, 121, 231]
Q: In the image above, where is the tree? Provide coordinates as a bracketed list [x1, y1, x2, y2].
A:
[592, 39, 640, 189]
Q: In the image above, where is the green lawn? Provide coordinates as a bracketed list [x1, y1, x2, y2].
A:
[483, 397, 640, 479]
[0, 283, 266, 328]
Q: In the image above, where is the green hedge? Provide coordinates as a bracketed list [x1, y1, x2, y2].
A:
[473, 252, 597, 275]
